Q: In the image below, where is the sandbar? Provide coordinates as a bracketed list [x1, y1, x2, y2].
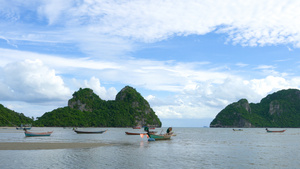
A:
[0, 142, 111, 150]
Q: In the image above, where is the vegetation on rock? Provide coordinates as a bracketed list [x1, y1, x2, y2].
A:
[0, 86, 161, 127]
[210, 89, 300, 128]
[0, 104, 33, 127]
[34, 86, 161, 127]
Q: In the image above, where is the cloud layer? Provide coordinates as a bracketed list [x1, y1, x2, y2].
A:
[0, 59, 70, 102]
[2, 1, 300, 56]
[2, 48, 299, 119]
[46, 0, 300, 47]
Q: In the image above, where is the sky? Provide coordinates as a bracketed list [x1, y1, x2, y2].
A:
[1, 0, 300, 127]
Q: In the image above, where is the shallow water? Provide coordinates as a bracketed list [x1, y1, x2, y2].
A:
[0, 127, 299, 169]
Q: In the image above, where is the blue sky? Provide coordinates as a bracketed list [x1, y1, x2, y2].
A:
[1, 0, 300, 127]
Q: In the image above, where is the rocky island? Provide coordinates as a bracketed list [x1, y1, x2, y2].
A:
[210, 89, 300, 128]
[0, 86, 161, 127]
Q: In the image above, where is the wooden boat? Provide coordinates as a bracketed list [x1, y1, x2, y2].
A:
[125, 132, 147, 135]
[125, 131, 157, 135]
[149, 134, 172, 140]
[25, 130, 53, 137]
[132, 126, 141, 129]
[74, 129, 107, 134]
[233, 129, 243, 131]
[266, 128, 286, 133]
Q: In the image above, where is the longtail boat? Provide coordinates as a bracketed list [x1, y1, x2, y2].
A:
[24, 131, 53, 137]
[149, 134, 172, 140]
[125, 132, 147, 135]
[132, 126, 141, 129]
[74, 129, 107, 134]
[125, 131, 157, 135]
[233, 129, 243, 131]
[266, 128, 286, 133]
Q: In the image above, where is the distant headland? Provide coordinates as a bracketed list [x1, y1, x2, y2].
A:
[210, 89, 300, 128]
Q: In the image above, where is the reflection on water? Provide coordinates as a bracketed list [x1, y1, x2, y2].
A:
[0, 127, 300, 168]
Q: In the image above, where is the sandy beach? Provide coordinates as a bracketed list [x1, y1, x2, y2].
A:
[0, 142, 111, 150]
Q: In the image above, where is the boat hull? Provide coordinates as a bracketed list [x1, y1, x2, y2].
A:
[266, 130, 286, 133]
[125, 131, 157, 135]
[25, 131, 53, 137]
[125, 132, 147, 135]
[149, 134, 172, 140]
[74, 129, 107, 134]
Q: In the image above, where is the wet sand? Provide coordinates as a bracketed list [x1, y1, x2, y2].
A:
[0, 142, 111, 150]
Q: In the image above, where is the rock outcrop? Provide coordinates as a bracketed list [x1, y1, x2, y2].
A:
[65, 86, 161, 127]
[210, 89, 300, 128]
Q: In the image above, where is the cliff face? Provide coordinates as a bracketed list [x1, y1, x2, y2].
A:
[210, 89, 300, 128]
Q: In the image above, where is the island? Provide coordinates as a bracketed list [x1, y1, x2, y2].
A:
[210, 89, 300, 128]
[0, 86, 161, 127]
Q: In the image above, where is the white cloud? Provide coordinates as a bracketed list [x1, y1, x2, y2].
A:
[82, 76, 117, 100]
[0, 48, 122, 71]
[145, 95, 156, 102]
[0, 36, 18, 48]
[1, 0, 300, 58]
[2, 49, 300, 120]
[247, 76, 296, 97]
[0, 59, 71, 102]
[70, 0, 300, 47]
[38, 0, 73, 25]
[255, 65, 276, 70]
[150, 75, 300, 119]
[236, 63, 248, 67]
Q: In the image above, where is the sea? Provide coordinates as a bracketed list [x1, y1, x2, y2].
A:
[0, 127, 299, 169]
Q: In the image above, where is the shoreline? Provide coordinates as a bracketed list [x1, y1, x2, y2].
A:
[0, 142, 111, 150]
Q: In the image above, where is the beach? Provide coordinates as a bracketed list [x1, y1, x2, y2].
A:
[0, 142, 110, 150]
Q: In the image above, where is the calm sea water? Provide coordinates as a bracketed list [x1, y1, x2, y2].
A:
[0, 127, 299, 169]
